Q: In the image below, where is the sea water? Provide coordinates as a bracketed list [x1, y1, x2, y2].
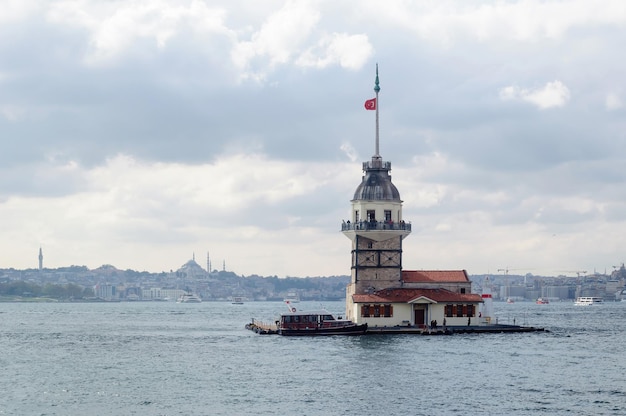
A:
[1, 300, 625, 415]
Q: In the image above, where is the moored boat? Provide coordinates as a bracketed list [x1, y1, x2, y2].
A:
[574, 296, 603, 306]
[277, 303, 367, 336]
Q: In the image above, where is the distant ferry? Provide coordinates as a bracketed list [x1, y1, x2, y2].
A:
[283, 292, 300, 303]
[231, 296, 245, 305]
[536, 298, 549, 304]
[574, 297, 603, 306]
[177, 293, 202, 303]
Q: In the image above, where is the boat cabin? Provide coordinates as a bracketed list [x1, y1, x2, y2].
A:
[279, 310, 349, 330]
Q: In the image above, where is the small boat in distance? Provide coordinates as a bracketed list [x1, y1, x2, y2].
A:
[506, 297, 514, 304]
[231, 296, 244, 305]
[283, 292, 300, 303]
[574, 296, 603, 306]
[177, 293, 202, 303]
[278, 302, 367, 336]
[536, 298, 549, 304]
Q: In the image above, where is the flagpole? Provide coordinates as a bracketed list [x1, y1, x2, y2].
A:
[374, 64, 380, 158]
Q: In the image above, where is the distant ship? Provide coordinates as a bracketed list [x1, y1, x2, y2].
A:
[177, 293, 202, 303]
[283, 292, 300, 303]
[231, 296, 245, 305]
[536, 298, 549, 304]
[574, 297, 603, 306]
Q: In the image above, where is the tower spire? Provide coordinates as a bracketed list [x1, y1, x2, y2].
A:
[374, 63, 381, 158]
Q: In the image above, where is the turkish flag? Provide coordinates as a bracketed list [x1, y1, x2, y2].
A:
[364, 98, 376, 110]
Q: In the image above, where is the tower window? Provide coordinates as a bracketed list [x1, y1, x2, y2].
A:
[367, 241, 373, 249]
[384, 210, 392, 221]
[367, 210, 376, 221]
[355, 210, 359, 222]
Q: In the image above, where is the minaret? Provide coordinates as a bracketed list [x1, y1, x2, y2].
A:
[38, 247, 43, 271]
[207, 251, 211, 273]
[342, 65, 412, 321]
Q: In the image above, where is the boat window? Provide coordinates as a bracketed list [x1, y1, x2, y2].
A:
[322, 315, 334, 321]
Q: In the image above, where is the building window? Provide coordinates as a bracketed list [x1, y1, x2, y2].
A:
[456, 304, 464, 317]
[367, 210, 376, 221]
[446, 304, 454, 317]
[460, 288, 466, 294]
[361, 305, 370, 317]
[367, 241, 373, 249]
[373, 304, 381, 317]
[355, 210, 359, 222]
[383, 304, 393, 317]
[384, 210, 392, 221]
[467, 304, 474, 317]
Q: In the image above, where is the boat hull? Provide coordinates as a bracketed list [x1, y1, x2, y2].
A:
[278, 323, 368, 336]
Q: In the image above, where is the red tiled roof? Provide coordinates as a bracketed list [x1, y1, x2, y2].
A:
[353, 288, 483, 304]
[402, 270, 469, 283]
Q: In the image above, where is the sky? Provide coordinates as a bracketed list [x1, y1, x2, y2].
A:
[1, 0, 626, 278]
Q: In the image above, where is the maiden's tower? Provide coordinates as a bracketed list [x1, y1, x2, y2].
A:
[342, 67, 483, 329]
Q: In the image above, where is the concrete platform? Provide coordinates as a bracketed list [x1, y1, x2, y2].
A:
[246, 321, 547, 336]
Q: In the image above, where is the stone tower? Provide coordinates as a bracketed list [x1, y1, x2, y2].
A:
[342, 66, 412, 320]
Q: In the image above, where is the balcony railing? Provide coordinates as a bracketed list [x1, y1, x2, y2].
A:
[341, 220, 411, 232]
[363, 160, 391, 171]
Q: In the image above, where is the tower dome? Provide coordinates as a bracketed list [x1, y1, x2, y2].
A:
[352, 158, 401, 202]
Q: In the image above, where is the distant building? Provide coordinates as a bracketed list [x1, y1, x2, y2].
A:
[94, 283, 115, 300]
[342, 68, 483, 327]
[38, 247, 43, 271]
[176, 255, 208, 279]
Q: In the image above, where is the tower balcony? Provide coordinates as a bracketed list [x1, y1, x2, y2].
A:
[363, 160, 391, 171]
[341, 219, 411, 242]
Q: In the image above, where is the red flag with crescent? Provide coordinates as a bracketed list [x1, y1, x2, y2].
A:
[364, 98, 376, 110]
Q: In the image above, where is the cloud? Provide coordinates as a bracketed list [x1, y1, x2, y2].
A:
[295, 33, 373, 70]
[499, 81, 571, 109]
[46, 0, 233, 66]
[231, 1, 321, 81]
[371, 0, 626, 44]
[605, 92, 623, 111]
